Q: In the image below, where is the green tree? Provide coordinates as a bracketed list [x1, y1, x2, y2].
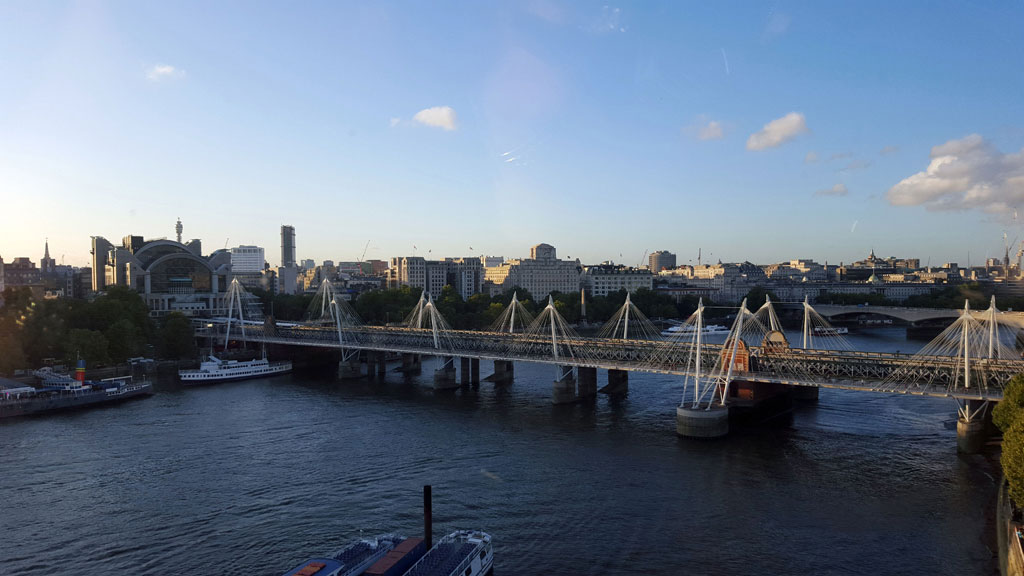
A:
[65, 329, 110, 365]
[106, 319, 141, 363]
[1003, 419, 1024, 505]
[0, 323, 27, 375]
[19, 299, 69, 365]
[994, 375, 1024, 432]
[159, 313, 197, 359]
[743, 287, 780, 311]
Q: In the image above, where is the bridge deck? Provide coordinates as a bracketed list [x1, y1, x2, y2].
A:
[202, 323, 1016, 401]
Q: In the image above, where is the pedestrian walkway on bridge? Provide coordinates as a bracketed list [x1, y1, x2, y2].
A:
[205, 279, 1024, 451]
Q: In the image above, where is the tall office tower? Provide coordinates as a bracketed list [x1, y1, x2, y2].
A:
[281, 225, 296, 268]
[649, 250, 677, 272]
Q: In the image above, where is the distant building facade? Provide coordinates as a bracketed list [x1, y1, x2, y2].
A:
[3, 257, 41, 287]
[366, 259, 389, 276]
[230, 245, 265, 273]
[91, 234, 232, 316]
[484, 244, 581, 300]
[387, 256, 483, 300]
[648, 250, 676, 272]
[583, 264, 653, 297]
[281, 225, 296, 268]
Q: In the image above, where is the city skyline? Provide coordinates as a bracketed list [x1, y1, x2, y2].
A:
[2, 2, 1024, 266]
[2, 222, 1020, 270]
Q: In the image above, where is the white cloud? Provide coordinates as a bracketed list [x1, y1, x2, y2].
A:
[588, 5, 626, 34]
[763, 12, 791, 42]
[815, 183, 849, 197]
[746, 112, 808, 151]
[389, 117, 401, 127]
[413, 106, 458, 131]
[804, 151, 819, 164]
[880, 145, 899, 156]
[146, 64, 185, 82]
[698, 120, 724, 141]
[887, 134, 1024, 213]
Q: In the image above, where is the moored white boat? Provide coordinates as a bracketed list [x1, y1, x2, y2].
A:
[178, 355, 292, 384]
[660, 323, 730, 338]
[403, 530, 492, 576]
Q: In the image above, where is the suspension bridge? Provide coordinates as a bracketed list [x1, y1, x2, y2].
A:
[202, 279, 1024, 451]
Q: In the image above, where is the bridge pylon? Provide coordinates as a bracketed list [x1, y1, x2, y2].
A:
[597, 292, 660, 341]
[403, 292, 460, 389]
[675, 298, 730, 438]
[490, 291, 534, 334]
[223, 278, 248, 349]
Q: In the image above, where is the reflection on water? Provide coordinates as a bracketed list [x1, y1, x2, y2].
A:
[0, 328, 998, 575]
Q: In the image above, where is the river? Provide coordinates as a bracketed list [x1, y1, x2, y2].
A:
[0, 327, 1000, 575]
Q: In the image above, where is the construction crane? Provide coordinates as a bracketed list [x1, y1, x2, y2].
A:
[638, 249, 649, 269]
[357, 240, 370, 263]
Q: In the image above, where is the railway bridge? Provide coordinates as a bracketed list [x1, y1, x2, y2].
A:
[199, 280, 1024, 452]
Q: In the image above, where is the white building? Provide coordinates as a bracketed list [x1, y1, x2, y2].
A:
[230, 245, 265, 273]
[583, 264, 653, 297]
[484, 244, 581, 300]
[387, 256, 483, 300]
[276, 266, 299, 295]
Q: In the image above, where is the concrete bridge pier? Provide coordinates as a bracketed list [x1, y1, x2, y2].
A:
[577, 367, 597, 398]
[599, 369, 629, 395]
[337, 358, 363, 380]
[374, 353, 387, 378]
[957, 400, 993, 454]
[470, 358, 480, 384]
[399, 354, 422, 375]
[552, 366, 577, 404]
[676, 404, 730, 438]
[433, 357, 459, 390]
[486, 360, 514, 384]
[460, 357, 471, 386]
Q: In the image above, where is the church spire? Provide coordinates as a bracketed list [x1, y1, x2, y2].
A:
[41, 238, 55, 274]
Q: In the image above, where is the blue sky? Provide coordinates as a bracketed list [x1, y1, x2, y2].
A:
[2, 1, 1023, 268]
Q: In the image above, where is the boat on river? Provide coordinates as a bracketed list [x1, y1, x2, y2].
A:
[814, 326, 849, 336]
[660, 323, 730, 338]
[178, 355, 292, 385]
[0, 363, 152, 419]
[281, 531, 492, 576]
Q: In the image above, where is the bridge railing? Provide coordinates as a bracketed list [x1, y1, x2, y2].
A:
[205, 323, 1022, 399]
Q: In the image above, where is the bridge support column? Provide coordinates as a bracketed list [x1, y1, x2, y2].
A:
[577, 367, 597, 398]
[957, 400, 992, 454]
[792, 386, 819, 401]
[337, 359, 363, 380]
[599, 369, 628, 395]
[676, 405, 729, 438]
[433, 357, 458, 390]
[375, 353, 387, 378]
[460, 357, 470, 386]
[552, 366, 577, 404]
[399, 354, 422, 375]
[486, 360, 514, 384]
[470, 358, 480, 384]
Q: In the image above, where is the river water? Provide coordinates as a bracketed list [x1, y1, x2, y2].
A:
[0, 328, 1001, 575]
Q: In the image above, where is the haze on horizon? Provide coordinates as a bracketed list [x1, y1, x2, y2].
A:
[2, 1, 1023, 268]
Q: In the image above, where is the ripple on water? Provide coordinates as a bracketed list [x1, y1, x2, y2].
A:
[0, 340, 999, 575]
